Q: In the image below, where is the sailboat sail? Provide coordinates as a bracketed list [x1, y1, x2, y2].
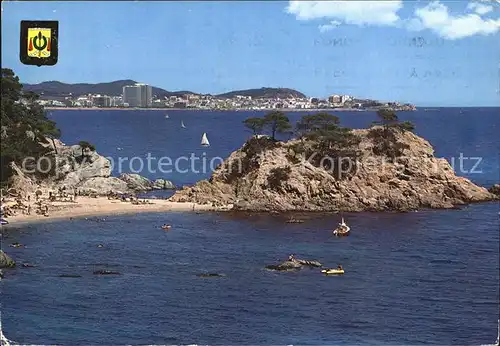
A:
[201, 133, 210, 146]
[181, 121, 186, 128]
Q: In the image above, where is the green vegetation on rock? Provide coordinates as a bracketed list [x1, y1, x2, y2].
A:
[1, 68, 61, 184]
[369, 108, 416, 159]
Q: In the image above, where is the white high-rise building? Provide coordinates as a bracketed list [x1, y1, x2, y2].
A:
[136, 83, 152, 107]
[122, 83, 152, 107]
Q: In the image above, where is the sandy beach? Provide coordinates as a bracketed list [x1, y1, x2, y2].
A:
[4, 197, 222, 226]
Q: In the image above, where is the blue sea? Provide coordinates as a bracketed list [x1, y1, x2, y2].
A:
[1, 108, 499, 345]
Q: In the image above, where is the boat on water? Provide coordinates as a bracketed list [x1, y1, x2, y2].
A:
[201, 132, 210, 147]
[181, 120, 186, 128]
[333, 217, 350, 236]
[0, 219, 8, 225]
[165, 114, 169, 119]
[321, 268, 345, 275]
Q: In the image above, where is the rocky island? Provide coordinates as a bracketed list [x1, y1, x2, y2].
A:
[169, 111, 497, 212]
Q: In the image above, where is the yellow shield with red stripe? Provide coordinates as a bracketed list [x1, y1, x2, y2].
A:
[27, 28, 52, 58]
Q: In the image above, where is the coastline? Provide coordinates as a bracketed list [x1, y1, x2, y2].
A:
[3, 197, 224, 227]
[44, 107, 387, 112]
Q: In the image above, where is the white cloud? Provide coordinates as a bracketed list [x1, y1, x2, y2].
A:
[413, 1, 500, 39]
[319, 20, 342, 32]
[467, 2, 493, 15]
[286, 0, 500, 40]
[286, 1, 403, 26]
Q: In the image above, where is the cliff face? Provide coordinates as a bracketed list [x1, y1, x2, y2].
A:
[169, 128, 496, 212]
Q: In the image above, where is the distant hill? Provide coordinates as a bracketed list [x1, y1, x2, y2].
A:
[22, 81, 307, 100]
[216, 87, 306, 99]
[22, 80, 197, 99]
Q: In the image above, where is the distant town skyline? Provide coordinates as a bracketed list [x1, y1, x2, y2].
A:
[2, 1, 499, 107]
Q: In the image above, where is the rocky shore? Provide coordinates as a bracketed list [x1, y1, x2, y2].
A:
[9, 139, 175, 197]
[0, 251, 16, 268]
[169, 128, 497, 212]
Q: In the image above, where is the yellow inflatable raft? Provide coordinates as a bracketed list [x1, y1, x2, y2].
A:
[321, 269, 345, 275]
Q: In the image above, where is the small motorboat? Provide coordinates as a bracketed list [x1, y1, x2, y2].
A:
[333, 217, 350, 236]
[161, 224, 172, 231]
[0, 218, 8, 225]
[321, 268, 345, 275]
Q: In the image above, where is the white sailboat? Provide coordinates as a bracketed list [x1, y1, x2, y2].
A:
[201, 133, 210, 147]
[333, 217, 350, 236]
[164, 113, 169, 119]
[181, 120, 186, 128]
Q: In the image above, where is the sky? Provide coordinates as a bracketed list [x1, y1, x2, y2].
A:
[1, 0, 500, 106]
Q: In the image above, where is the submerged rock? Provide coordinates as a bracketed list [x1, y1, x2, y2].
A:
[266, 257, 323, 271]
[197, 273, 226, 278]
[59, 274, 82, 278]
[93, 270, 121, 275]
[0, 251, 15, 268]
[295, 259, 322, 267]
[266, 260, 302, 271]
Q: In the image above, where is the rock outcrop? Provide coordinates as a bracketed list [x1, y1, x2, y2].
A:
[170, 128, 497, 212]
[0, 251, 16, 268]
[152, 178, 176, 190]
[266, 258, 323, 271]
[489, 184, 500, 197]
[11, 139, 175, 196]
[197, 273, 226, 278]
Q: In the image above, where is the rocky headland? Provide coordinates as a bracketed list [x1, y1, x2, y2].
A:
[169, 127, 497, 212]
[8, 139, 175, 197]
